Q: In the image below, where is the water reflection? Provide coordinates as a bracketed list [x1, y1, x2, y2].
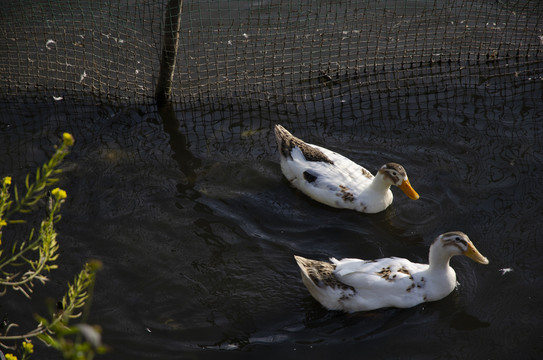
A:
[1, 64, 543, 359]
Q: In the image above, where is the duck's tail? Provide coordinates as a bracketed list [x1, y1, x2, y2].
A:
[274, 125, 334, 164]
[294, 255, 348, 311]
[274, 124, 296, 159]
[295, 254, 337, 282]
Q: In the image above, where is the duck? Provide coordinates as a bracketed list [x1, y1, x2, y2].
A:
[294, 231, 489, 312]
[274, 124, 419, 213]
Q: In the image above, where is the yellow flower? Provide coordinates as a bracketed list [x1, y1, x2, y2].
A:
[3, 176, 11, 186]
[5, 353, 17, 360]
[22, 341, 34, 354]
[63, 132, 75, 146]
[51, 188, 67, 200]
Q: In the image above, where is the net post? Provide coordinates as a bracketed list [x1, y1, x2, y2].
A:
[155, 0, 183, 105]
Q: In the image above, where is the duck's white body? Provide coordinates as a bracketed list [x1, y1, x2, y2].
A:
[274, 125, 418, 213]
[295, 232, 489, 312]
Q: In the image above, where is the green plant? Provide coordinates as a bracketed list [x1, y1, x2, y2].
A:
[0, 133, 106, 359]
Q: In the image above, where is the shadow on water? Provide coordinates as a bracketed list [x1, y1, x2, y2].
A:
[158, 102, 202, 197]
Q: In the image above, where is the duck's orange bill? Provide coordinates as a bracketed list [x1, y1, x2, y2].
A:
[464, 243, 489, 264]
[399, 179, 420, 200]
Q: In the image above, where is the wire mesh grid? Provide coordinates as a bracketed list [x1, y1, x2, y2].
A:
[0, 0, 542, 112]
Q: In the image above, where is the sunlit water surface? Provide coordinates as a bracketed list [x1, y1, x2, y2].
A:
[1, 77, 542, 359]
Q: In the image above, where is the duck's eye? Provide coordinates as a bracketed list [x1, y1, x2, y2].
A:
[392, 171, 397, 176]
[455, 237, 461, 241]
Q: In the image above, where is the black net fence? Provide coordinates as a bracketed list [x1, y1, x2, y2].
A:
[1, 0, 542, 114]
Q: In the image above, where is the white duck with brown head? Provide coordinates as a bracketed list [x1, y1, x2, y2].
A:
[274, 124, 419, 213]
[294, 232, 489, 312]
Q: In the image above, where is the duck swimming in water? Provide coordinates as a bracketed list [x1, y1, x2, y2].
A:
[294, 231, 489, 312]
[274, 124, 419, 213]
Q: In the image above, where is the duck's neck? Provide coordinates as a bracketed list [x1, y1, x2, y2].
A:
[369, 173, 392, 194]
[424, 244, 458, 302]
[428, 245, 453, 273]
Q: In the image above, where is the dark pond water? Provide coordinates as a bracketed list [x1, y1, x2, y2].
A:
[1, 74, 543, 359]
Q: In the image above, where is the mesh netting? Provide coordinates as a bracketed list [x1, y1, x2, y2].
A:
[1, 0, 542, 110]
